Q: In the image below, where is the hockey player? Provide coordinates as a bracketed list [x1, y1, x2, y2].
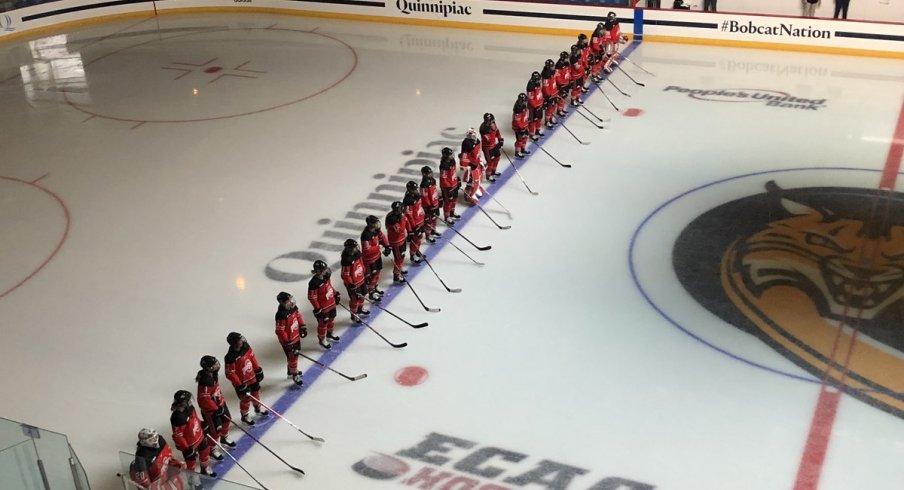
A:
[130, 428, 186, 490]
[385, 201, 411, 282]
[608, 11, 626, 62]
[576, 33, 591, 93]
[308, 260, 340, 349]
[224, 332, 266, 424]
[439, 147, 462, 223]
[274, 292, 306, 385]
[195, 356, 237, 455]
[360, 215, 389, 302]
[419, 166, 441, 243]
[540, 59, 558, 128]
[526, 73, 544, 141]
[555, 51, 572, 117]
[512, 93, 531, 159]
[589, 23, 606, 83]
[340, 239, 369, 322]
[460, 128, 484, 205]
[403, 183, 426, 263]
[569, 53, 585, 106]
[479, 113, 504, 182]
[169, 391, 217, 479]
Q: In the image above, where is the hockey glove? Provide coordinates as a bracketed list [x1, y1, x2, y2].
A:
[334, 291, 341, 303]
[382, 247, 392, 257]
[236, 384, 249, 395]
[300, 327, 308, 338]
[215, 405, 226, 418]
[185, 448, 198, 460]
[254, 368, 264, 382]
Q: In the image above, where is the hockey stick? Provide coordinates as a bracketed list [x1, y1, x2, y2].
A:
[619, 55, 655, 76]
[223, 418, 306, 475]
[616, 64, 645, 87]
[421, 254, 462, 293]
[474, 202, 511, 230]
[294, 350, 367, 380]
[575, 108, 606, 129]
[207, 435, 272, 490]
[245, 394, 325, 443]
[444, 221, 492, 250]
[368, 299, 429, 328]
[487, 194, 512, 218]
[577, 105, 610, 123]
[404, 279, 441, 313]
[607, 77, 631, 97]
[500, 149, 539, 195]
[535, 144, 572, 168]
[339, 303, 412, 344]
[446, 239, 486, 266]
[593, 82, 620, 111]
[560, 122, 591, 145]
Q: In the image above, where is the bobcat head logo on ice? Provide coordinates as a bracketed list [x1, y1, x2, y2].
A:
[674, 181, 904, 419]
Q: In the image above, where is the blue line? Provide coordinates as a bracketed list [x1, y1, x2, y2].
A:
[627, 166, 894, 384]
[215, 40, 641, 484]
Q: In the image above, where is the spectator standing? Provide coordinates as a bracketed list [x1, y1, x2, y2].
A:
[802, 0, 820, 17]
[703, 0, 716, 11]
[833, 0, 849, 18]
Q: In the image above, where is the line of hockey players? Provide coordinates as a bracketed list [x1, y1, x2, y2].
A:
[512, 12, 626, 158]
[127, 14, 626, 490]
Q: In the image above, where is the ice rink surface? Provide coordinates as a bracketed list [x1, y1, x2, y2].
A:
[2, 11, 904, 490]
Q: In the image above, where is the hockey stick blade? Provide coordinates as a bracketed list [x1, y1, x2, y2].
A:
[246, 394, 325, 443]
[536, 145, 572, 168]
[616, 64, 645, 87]
[501, 149, 539, 195]
[422, 256, 462, 293]
[578, 105, 610, 123]
[446, 239, 486, 266]
[575, 108, 606, 129]
[223, 421, 306, 475]
[445, 222, 492, 250]
[620, 55, 655, 76]
[561, 123, 591, 145]
[295, 350, 367, 381]
[594, 82, 620, 112]
[368, 300, 429, 328]
[475, 203, 511, 230]
[607, 78, 631, 97]
[405, 280, 442, 312]
[339, 303, 411, 345]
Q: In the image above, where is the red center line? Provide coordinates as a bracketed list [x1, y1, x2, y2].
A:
[793, 96, 904, 490]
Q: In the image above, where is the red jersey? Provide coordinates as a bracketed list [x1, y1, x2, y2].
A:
[307, 274, 337, 312]
[224, 343, 261, 388]
[590, 32, 603, 54]
[555, 61, 571, 88]
[196, 371, 225, 414]
[405, 200, 425, 230]
[361, 226, 388, 264]
[170, 407, 204, 451]
[512, 104, 529, 131]
[385, 211, 411, 247]
[274, 306, 305, 345]
[439, 156, 459, 189]
[527, 84, 543, 109]
[570, 60, 584, 80]
[460, 138, 481, 166]
[340, 251, 366, 287]
[420, 176, 440, 209]
[541, 69, 557, 97]
[130, 438, 183, 489]
[480, 122, 502, 152]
